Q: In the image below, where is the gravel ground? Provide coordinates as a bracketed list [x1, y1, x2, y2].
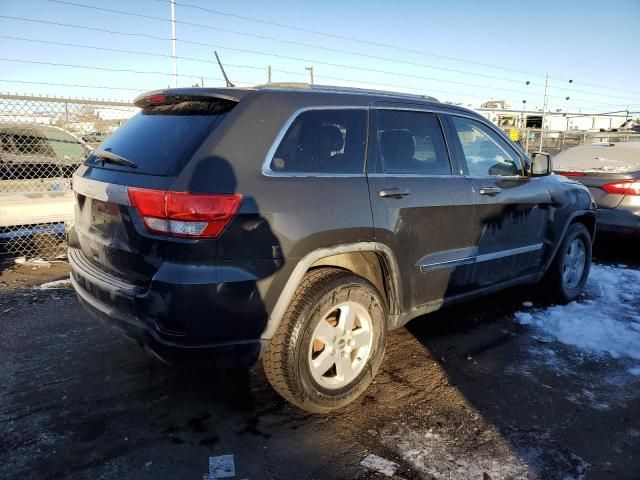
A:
[1, 236, 638, 480]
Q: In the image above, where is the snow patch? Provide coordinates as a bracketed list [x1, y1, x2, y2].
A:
[38, 279, 72, 290]
[515, 264, 640, 360]
[360, 453, 398, 477]
[378, 425, 589, 480]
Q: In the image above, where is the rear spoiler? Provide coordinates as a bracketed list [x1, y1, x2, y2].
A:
[134, 88, 247, 108]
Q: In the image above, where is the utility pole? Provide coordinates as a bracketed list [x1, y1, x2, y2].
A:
[170, 0, 177, 88]
[305, 66, 314, 84]
[267, 65, 272, 84]
[539, 72, 549, 151]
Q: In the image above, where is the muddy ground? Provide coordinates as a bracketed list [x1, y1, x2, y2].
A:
[1, 236, 638, 480]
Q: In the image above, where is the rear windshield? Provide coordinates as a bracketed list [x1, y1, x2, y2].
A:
[85, 99, 235, 176]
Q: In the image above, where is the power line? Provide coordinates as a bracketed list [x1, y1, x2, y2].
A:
[0, 78, 145, 92]
[1, 35, 238, 68]
[0, 58, 236, 84]
[171, 43, 634, 107]
[546, 79, 640, 100]
[6, 14, 638, 108]
[0, 75, 625, 114]
[152, 0, 640, 98]
[152, 0, 544, 79]
[1, 47, 630, 111]
[548, 76, 640, 96]
[0, 31, 550, 100]
[50, 0, 640, 101]
[43, 1, 550, 88]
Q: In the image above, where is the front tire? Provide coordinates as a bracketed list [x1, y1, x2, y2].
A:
[544, 223, 592, 303]
[263, 268, 387, 413]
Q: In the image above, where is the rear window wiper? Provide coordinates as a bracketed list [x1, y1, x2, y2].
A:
[94, 149, 138, 169]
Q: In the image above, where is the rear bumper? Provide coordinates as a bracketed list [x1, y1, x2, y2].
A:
[69, 247, 269, 366]
[597, 204, 640, 234]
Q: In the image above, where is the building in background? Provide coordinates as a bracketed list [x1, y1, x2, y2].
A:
[476, 105, 631, 132]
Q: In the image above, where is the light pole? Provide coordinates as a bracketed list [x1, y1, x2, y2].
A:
[305, 66, 314, 84]
[170, 0, 177, 88]
[539, 72, 549, 151]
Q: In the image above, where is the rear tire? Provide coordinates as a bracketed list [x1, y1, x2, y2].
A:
[263, 268, 387, 413]
[544, 223, 592, 303]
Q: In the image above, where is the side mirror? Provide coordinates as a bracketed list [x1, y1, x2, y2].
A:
[531, 152, 552, 176]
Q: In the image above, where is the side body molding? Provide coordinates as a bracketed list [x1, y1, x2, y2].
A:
[260, 242, 402, 340]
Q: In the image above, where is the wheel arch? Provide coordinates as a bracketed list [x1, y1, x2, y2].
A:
[261, 242, 402, 340]
[543, 209, 596, 272]
[570, 212, 596, 241]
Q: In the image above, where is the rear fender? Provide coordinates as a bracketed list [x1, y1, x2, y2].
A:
[260, 242, 401, 340]
[542, 209, 596, 272]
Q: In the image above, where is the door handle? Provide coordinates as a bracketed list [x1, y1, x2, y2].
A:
[378, 188, 410, 199]
[479, 187, 502, 196]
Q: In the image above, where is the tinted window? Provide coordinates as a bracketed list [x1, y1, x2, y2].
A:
[451, 116, 522, 176]
[85, 100, 234, 176]
[376, 110, 451, 175]
[271, 109, 366, 174]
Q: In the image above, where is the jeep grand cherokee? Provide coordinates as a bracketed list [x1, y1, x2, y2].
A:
[69, 84, 596, 412]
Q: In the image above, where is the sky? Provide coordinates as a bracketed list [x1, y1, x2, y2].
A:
[0, 0, 639, 113]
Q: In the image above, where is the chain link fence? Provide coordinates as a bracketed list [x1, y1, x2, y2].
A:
[504, 128, 640, 156]
[0, 93, 137, 259]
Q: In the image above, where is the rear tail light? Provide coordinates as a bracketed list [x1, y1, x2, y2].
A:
[556, 171, 586, 177]
[602, 181, 640, 196]
[128, 187, 242, 238]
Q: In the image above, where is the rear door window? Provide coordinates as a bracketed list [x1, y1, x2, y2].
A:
[270, 109, 366, 174]
[85, 99, 234, 176]
[374, 109, 451, 175]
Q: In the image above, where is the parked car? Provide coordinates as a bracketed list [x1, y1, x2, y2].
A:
[69, 85, 596, 412]
[0, 123, 92, 181]
[0, 123, 92, 257]
[554, 142, 640, 235]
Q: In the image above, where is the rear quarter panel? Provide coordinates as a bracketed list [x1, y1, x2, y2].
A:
[172, 91, 375, 324]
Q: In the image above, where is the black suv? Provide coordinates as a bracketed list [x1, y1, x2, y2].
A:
[69, 85, 596, 412]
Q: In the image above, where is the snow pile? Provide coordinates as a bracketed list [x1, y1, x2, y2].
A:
[515, 264, 640, 361]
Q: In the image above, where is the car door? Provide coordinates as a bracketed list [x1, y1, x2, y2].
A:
[444, 114, 552, 288]
[367, 106, 478, 314]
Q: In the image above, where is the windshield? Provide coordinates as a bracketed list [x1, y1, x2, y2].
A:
[45, 129, 89, 160]
[84, 99, 235, 176]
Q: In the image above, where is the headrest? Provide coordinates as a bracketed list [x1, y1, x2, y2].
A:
[317, 124, 344, 153]
[379, 129, 415, 166]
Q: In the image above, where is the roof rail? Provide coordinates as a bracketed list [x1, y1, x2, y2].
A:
[254, 83, 438, 102]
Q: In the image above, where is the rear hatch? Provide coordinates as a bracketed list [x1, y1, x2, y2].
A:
[71, 92, 239, 285]
[553, 143, 640, 209]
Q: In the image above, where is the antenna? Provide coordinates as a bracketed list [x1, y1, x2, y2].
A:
[214, 51, 235, 88]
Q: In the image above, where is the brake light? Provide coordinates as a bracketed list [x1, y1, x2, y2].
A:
[602, 181, 640, 196]
[128, 187, 242, 238]
[556, 171, 586, 177]
[146, 94, 168, 104]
